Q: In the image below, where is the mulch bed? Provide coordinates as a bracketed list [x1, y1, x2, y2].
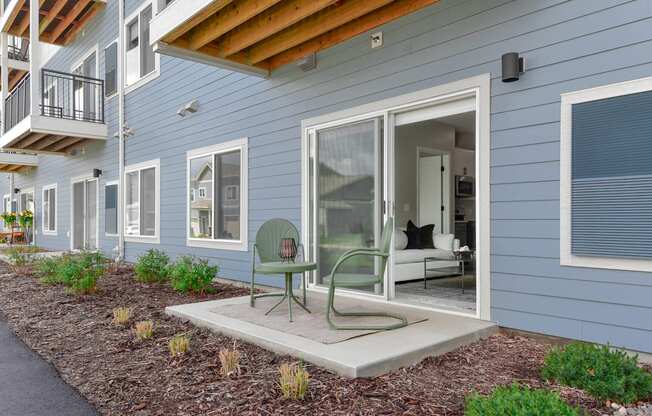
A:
[0, 261, 610, 416]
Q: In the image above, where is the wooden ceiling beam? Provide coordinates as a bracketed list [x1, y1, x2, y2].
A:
[47, 0, 91, 44]
[4, 0, 26, 34]
[164, 0, 234, 43]
[59, 139, 87, 154]
[40, 0, 68, 34]
[32, 135, 65, 151]
[186, 0, 284, 52]
[247, 0, 393, 64]
[212, 0, 338, 58]
[267, 0, 439, 70]
[63, 2, 104, 45]
[47, 137, 82, 152]
[13, 133, 47, 149]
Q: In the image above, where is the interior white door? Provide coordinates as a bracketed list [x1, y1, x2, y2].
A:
[419, 155, 443, 231]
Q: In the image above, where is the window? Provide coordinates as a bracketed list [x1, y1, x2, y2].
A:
[105, 182, 118, 236]
[187, 138, 248, 250]
[104, 41, 118, 97]
[42, 184, 57, 234]
[561, 76, 652, 272]
[125, 3, 158, 90]
[124, 159, 160, 243]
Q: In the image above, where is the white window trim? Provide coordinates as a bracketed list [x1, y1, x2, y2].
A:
[198, 186, 206, 198]
[124, 159, 161, 244]
[124, 1, 160, 95]
[104, 38, 119, 100]
[41, 183, 57, 235]
[186, 137, 248, 251]
[560, 75, 652, 272]
[104, 180, 119, 237]
[19, 187, 34, 212]
[71, 44, 100, 76]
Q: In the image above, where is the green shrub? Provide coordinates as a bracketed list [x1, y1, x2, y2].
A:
[58, 251, 108, 295]
[134, 249, 170, 283]
[33, 256, 66, 284]
[542, 342, 652, 404]
[168, 256, 218, 295]
[465, 384, 579, 416]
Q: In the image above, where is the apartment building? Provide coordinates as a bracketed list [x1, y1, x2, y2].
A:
[1, 0, 651, 354]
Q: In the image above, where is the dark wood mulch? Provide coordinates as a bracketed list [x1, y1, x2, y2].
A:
[0, 261, 609, 416]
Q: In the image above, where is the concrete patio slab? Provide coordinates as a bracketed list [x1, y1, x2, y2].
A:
[166, 293, 497, 378]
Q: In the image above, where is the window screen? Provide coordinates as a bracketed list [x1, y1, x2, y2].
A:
[104, 43, 117, 97]
[571, 89, 652, 259]
[105, 184, 117, 235]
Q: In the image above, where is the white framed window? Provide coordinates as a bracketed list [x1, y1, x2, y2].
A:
[198, 187, 206, 198]
[42, 184, 57, 235]
[561, 76, 652, 272]
[225, 185, 238, 201]
[104, 40, 118, 98]
[124, 159, 160, 243]
[105, 181, 118, 236]
[187, 137, 248, 251]
[125, 2, 159, 94]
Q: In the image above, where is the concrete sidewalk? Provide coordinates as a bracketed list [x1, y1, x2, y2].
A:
[0, 316, 96, 416]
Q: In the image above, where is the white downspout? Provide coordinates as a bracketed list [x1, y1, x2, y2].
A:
[117, 0, 125, 260]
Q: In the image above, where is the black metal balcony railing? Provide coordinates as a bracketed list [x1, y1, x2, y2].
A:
[41, 69, 105, 124]
[4, 73, 30, 132]
[3, 69, 105, 133]
[7, 36, 29, 62]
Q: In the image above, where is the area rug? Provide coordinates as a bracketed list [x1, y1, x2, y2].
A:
[209, 295, 427, 344]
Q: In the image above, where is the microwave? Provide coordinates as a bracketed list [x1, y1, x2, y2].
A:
[455, 176, 475, 197]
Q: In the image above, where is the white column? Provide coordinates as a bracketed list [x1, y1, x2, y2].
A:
[1, 33, 8, 135]
[29, 0, 40, 118]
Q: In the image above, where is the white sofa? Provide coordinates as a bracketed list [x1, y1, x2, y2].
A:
[393, 231, 460, 283]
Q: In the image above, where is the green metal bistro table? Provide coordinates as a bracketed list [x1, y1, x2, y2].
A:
[252, 261, 317, 322]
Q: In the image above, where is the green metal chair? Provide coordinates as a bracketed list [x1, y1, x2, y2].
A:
[326, 218, 408, 331]
[250, 218, 307, 308]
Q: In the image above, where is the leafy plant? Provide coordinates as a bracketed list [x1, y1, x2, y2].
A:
[17, 210, 33, 228]
[6, 247, 35, 268]
[134, 320, 154, 340]
[134, 249, 170, 283]
[169, 334, 190, 357]
[542, 342, 652, 404]
[112, 307, 131, 326]
[278, 363, 310, 400]
[1, 212, 16, 225]
[464, 384, 580, 416]
[58, 251, 108, 294]
[218, 342, 241, 377]
[33, 256, 65, 284]
[168, 256, 218, 295]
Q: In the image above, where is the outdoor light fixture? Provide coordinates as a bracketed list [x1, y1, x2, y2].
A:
[177, 99, 199, 117]
[296, 53, 316, 72]
[93, 169, 102, 178]
[501, 52, 524, 82]
[13, 188, 20, 194]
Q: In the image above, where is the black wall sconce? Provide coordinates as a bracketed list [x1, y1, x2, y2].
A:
[93, 169, 103, 178]
[13, 188, 19, 194]
[502, 52, 524, 82]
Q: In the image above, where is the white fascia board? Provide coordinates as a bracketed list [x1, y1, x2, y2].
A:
[0, 152, 37, 166]
[153, 41, 269, 78]
[0, 115, 32, 148]
[32, 115, 108, 141]
[149, 0, 216, 44]
[7, 58, 28, 71]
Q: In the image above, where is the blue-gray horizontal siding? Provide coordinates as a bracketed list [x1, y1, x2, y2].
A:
[2, 0, 652, 352]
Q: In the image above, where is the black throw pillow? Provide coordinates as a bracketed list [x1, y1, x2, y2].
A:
[419, 224, 435, 249]
[405, 220, 422, 249]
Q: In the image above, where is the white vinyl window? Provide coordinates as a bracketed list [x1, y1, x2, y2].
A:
[42, 184, 57, 235]
[187, 138, 248, 251]
[125, 2, 159, 92]
[104, 40, 118, 98]
[124, 159, 160, 243]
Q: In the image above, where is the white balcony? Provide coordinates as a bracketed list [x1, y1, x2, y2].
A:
[0, 68, 107, 155]
[0, 150, 36, 172]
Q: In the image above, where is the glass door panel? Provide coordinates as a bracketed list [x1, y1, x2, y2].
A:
[85, 180, 98, 250]
[72, 181, 85, 250]
[311, 117, 384, 295]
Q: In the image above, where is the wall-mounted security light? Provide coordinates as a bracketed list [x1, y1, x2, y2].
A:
[13, 188, 20, 194]
[296, 53, 316, 72]
[371, 32, 383, 49]
[501, 52, 524, 82]
[92, 169, 102, 178]
[177, 99, 199, 117]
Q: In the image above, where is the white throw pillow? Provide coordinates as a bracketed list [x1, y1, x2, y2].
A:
[433, 233, 454, 250]
[394, 229, 408, 250]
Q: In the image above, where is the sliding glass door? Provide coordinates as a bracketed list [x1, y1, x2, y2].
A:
[72, 179, 98, 250]
[309, 117, 385, 296]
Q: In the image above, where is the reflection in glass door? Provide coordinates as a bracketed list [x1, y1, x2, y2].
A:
[309, 117, 384, 296]
[72, 179, 98, 250]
